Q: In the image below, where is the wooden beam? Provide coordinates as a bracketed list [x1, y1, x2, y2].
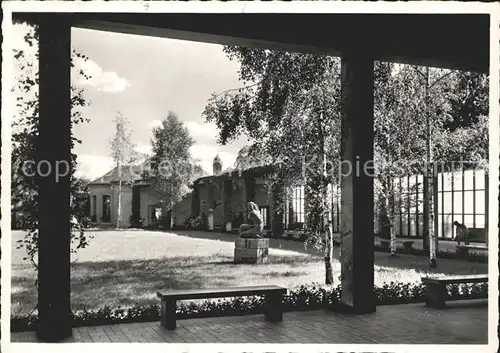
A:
[339, 50, 376, 314]
[36, 14, 73, 342]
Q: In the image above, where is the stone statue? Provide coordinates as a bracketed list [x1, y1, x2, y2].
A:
[239, 201, 263, 238]
[453, 220, 470, 245]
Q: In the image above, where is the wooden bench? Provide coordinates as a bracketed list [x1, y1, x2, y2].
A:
[455, 227, 487, 256]
[421, 274, 488, 309]
[380, 239, 415, 251]
[157, 285, 287, 330]
[468, 227, 487, 242]
[456, 244, 488, 256]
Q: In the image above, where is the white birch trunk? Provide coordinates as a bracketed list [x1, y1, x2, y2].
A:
[428, 172, 437, 266]
[320, 114, 334, 285]
[424, 67, 437, 268]
[384, 186, 396, 256]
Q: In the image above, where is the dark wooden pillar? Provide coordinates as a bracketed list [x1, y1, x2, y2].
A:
[36, 15, 73, 341]
[339, 51, 376, 314]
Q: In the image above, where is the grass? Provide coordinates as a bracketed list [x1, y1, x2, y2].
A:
[10, 229, 488, 316]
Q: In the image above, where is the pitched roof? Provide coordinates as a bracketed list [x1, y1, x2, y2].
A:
[89, 158, 208, 185]
[88, 164, 146, 185]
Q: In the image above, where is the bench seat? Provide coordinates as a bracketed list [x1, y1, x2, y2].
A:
[380, 239, 415, 250]
[456, 244, 488, 257]
[421, 274, 488, 308]
[157, 285, 287, 330]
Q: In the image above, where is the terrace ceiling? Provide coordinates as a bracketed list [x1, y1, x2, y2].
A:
[14, 13, 490, 73]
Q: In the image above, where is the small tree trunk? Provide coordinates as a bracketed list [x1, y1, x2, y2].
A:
[117, 179, 122, 228]
[170, 199, 175, 230]
[389, 212, 396, 256]
[428, 172, 437, 268]
[324, 183, 334, 285]
[424, 67, 437, 269]
[384, 191, 397, 256]
[320, 115, 334, 285]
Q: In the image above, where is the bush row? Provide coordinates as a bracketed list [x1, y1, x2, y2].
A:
[11, 281, 488, 332]
[372, 243, 488, 263]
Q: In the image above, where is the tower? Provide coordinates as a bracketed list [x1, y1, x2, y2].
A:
[213, 154, 222, 175]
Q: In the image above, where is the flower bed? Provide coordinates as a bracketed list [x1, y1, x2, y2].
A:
[11, 281, 488, 332]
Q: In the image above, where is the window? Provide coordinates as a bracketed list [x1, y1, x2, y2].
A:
[91, 195, 97, 222]
[101, 195, 111, 223]
[285, 186, 305, 229]
[148, 205, 162, 225]
[92, 195, 97, 216]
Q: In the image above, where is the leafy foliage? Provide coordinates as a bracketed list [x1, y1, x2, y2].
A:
[12, 24, 93, 270]
[144, 112, 203, 225]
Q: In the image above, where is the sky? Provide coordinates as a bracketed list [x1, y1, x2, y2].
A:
[12, 24, 250, 180]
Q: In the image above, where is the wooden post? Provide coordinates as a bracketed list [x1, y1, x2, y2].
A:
[265, 291, 283, 322]
[339, 50, 375, 314]
[36, 15, 73, 342]
[160, 298, 177, 330]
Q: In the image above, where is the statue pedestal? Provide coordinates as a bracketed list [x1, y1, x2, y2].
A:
[234, 238, 269, 264]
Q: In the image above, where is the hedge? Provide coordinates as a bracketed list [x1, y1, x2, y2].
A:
[372, 243, 487, 263]
[11, 281, 488, 332]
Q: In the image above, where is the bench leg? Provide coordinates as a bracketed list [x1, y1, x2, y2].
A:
[456, 247, 469, 257]
[161, 299, 177, 330]
[265, 292, 283, 323]
[425, 283, 447, 309]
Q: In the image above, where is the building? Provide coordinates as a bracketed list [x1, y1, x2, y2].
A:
[190, 155, 311, 235]
[88, 160, 202, 228]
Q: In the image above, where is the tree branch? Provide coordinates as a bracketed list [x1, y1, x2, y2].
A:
[209, 80, 263, 101]
[429, 70, 455, 90]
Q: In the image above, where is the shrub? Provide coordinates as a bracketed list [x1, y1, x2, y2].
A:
[372, 243, 487, 263]
[11, 281, 488, 332]
[129, 215, 144, 228]
[184, 216, 205, 230]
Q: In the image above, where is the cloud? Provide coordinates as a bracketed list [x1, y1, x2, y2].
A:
[147, 120, 162, 129]
[74, 57, 131, 93]
[189, 144, 236, 174]
[12, 24, 130, 94]
[76, 155, 114, 180]
[135, 143, 152, 155]
[185, 121, 220, 140]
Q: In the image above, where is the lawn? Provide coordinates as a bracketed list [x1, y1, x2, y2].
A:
[10, 229, 487, 316]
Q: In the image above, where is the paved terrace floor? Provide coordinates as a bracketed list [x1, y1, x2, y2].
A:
[12, 301, 488, 344]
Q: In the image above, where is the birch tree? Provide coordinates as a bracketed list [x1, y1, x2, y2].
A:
[110, 111, 137, 228]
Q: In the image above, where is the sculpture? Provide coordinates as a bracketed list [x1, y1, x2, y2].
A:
[453, 220, 470, 245]
[239, 201, 263, 238]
